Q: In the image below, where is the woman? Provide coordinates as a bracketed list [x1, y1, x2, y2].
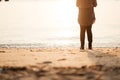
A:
[76, 0, 97, 50]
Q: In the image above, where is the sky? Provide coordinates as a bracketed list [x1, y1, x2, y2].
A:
[0, 0, 120, 26]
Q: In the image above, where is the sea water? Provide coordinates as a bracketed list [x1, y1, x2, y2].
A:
[0, 0, 120, 48]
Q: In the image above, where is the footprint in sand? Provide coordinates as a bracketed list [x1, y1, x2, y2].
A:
[42, 61, 52, 64]
[57, 58, 67, 61]
[0, 51, 6, 53]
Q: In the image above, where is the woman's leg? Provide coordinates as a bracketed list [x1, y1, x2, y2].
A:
[80, 25, 86, 49]
[87, 25, 93, 49]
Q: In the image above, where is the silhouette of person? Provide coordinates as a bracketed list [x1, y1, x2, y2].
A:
[76, 0, 97, 50]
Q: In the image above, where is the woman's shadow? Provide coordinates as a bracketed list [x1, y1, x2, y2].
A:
[86, 48, 120, 80]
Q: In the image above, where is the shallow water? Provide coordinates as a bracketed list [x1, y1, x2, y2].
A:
[0, 0, 120, 47]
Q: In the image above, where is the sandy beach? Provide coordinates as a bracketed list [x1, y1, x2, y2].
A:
[0, 0, 120, 80]
[0, 47, 120, 80]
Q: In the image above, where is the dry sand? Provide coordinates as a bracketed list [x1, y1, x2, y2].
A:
[0, 47, 120, 80]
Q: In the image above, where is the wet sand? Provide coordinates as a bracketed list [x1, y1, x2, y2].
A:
[0, 47, 120, 80]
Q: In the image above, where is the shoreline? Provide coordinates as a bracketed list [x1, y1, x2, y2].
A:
[0, 43, 120, 48]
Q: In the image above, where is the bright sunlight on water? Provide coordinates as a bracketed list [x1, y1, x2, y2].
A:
[0, 0, 120, 47]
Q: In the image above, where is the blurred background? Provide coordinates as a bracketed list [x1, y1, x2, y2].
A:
[0, 0, 120, 47]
